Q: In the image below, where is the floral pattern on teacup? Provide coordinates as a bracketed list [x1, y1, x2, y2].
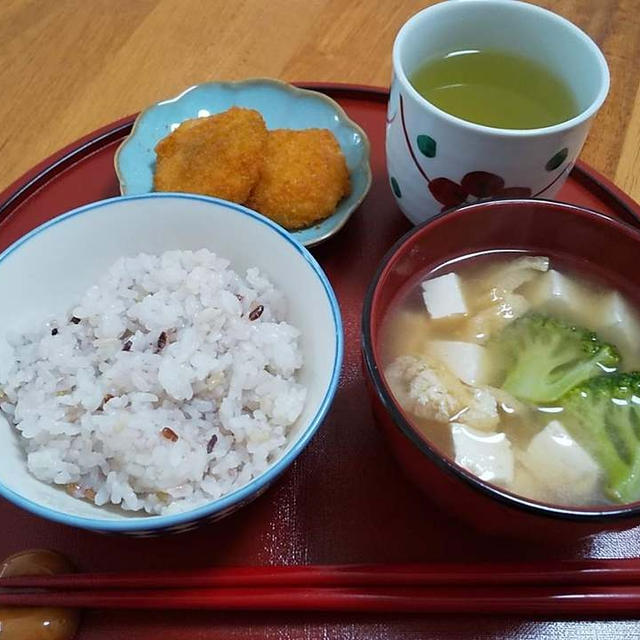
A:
[428, 172, 532, 211]
[393, 95, 573, 212]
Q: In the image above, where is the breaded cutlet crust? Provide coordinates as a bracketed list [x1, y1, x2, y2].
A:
[154, 107, 267, 203]
[246, 129, 350, 230]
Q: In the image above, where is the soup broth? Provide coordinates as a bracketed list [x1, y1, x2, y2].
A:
[381, 252, 640, 507]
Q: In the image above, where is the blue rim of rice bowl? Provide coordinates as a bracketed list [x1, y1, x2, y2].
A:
[0, 193, 343, 532]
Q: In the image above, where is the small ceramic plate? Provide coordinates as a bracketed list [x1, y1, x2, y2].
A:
[115, 79, 372, 246]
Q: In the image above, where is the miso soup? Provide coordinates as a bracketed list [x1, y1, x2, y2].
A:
[380, 252, 640, 507]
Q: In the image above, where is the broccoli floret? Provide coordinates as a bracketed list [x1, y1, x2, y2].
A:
[490, 313, 620, 403]
[561, 373, 640, 503]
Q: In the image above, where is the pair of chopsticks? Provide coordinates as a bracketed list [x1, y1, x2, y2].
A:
[2, 560, 640, 616]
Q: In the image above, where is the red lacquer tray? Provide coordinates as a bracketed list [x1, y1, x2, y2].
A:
[1, 85, 640, 639]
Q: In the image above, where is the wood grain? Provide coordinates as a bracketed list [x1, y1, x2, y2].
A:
[0, 0, 638, 202]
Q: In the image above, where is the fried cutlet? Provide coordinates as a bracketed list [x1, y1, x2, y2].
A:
[153, 107, 267, 203]
[246, 129, 350, 230]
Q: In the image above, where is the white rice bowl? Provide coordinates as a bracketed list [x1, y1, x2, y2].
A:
[0, 195, 342, 533]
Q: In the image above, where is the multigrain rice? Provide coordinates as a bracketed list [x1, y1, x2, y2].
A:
[0, 249, 306, 515]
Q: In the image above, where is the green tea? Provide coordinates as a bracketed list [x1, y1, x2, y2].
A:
[410, 49, 578, 129]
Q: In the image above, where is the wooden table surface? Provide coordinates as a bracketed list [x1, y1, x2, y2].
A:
[0, 0, 639, 202]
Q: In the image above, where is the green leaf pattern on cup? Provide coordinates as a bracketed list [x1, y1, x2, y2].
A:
[390, 176, 402, 198]
[546, 147, 568, 171]
[395, 93, 577, 210]
[417, 134, 437, 158]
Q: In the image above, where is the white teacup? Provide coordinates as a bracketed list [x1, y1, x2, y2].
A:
[386, 0, 609, 225]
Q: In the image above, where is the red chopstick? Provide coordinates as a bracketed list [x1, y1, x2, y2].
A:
[2, 559, 640, 590]
[1, 585, 640, 616]
[3, 561, 640, 617]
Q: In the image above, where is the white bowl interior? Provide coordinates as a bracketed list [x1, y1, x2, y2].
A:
[0, 195, 339, 522]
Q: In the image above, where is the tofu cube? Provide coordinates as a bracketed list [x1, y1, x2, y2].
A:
[526, 269, 573, 305]
[520, 420, 600, 503]
[594, 291, 640, 353]
[421, 273, 467, 319]
[524, 270, 593, 323]
[451, 423, 514, 485]
[428, 340, 489, 386]
[510, 463, 549, 502]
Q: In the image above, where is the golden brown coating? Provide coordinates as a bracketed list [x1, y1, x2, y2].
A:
[153, 107, 267, 203]
[246, 128, 350, 230]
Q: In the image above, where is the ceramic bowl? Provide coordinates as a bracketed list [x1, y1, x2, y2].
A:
[0, 194, 343, 535]
[115, 78, 372, 247]
[362, 199, 640, 540]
